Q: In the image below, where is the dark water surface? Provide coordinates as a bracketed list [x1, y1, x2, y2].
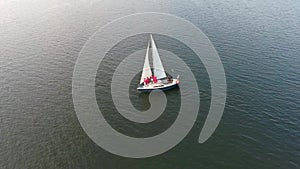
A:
[1, 0, 299, 168]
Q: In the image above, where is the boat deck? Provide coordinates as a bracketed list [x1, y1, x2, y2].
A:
[137, 79, 179, 92]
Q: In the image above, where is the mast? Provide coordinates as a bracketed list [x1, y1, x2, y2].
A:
[150, 34, 167, 79]
[140, 42, 152, 84]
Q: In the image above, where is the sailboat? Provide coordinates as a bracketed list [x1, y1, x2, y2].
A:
[137, 34, 180, 92]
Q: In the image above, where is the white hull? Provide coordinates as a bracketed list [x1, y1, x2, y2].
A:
[137, 79, 179, 92]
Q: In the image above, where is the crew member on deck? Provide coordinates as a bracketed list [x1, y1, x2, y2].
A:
[146, 77, 150, 85]
[153, 76, 158, 83]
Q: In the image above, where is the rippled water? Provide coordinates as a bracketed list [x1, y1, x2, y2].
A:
[1, 0, 299, 168]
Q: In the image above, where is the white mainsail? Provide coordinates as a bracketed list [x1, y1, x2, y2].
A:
[150, 35, 167, 79]
[140, 42, 152, 84]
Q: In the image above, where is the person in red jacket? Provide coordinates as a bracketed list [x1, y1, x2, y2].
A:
[146, 77, 151, 84]
[153, 76, 158, 83]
